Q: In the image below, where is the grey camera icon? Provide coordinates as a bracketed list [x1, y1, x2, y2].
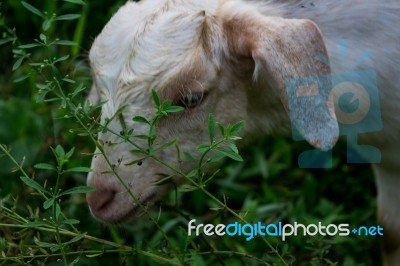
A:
[286, 68, 382, 168]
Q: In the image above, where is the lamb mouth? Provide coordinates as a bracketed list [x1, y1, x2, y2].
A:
[92, 191, 159, 224]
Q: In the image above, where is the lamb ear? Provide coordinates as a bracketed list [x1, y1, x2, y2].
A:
[223, 13, 339, 150]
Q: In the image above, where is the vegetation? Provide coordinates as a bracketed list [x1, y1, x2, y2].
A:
[0, 1, 380, 265]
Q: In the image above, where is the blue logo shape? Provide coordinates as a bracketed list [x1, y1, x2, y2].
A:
[287, 40, 382, 168]
[339, 92, 360, 114]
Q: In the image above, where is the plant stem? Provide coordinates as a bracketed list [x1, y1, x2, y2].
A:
[0, 222, 183, 265]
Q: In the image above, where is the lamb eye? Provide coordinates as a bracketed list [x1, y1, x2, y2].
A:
[179, 92, 205, 108]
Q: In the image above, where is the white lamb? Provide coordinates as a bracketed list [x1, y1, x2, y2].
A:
[86, 0, 400, 264]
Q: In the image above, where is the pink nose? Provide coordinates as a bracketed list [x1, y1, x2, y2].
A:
[86, 188, 116, 217]
[86, 154, 118, 218]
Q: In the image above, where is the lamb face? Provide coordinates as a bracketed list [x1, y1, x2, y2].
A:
[86, 1, 249, 223]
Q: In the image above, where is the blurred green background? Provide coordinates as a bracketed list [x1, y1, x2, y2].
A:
[0, 1, 381, 265]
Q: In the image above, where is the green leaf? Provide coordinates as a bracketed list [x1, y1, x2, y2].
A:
[61, 98, 67, 108]
[34, 239, 61, 251]
[63, 77, 76, 84]
[152, 174, 174, 186]
[133, 134, 149, 140]
[69, 257, 80, 266]
[217, 123, 225, 136]
[36, 89, 49, 102]
[227, 142, 239, 154]
[196, 144, 210, 153]
[54, 55, 70, 64]
[18, 43, 41, 49]
[63, 233, 86, 246]
[65, 147, 75, 160]
[230, 120, 245, 136]
[204, 169, 220, 184]
[151, 90, 160, 107]
[86, 253, 103, 258]
[0, 38, 14, 46]
[148, 126, 156, 143]
[34, 240, 58, 249]
[216, 148, 243, 162]
[55, 40, 77, 47]
[165, 105, 184, 113]
[129, 149, 148, 156]
[39, 34, 47, 43]
[21, 2, 44, 18]
[43, 198, 55, 210]
[42, 18, 53, 31]
[70, 84, 86, 97]
[55, 203, 61, 220]
[29, 62, 43, 67]
[183, 151, 196, 163]
[44, 98, 61, 103]
[63, 0, 86, 5]
[54, 145, 65, 157]
[23, 222, 49, 228]
[12, 49, 24, 56]
[12, 57, 24, 71]
[208, 113, 215, 144]
[14, 73, 32, 83]
[161, 99, 172, 109]
[64, 167, 92, 173]
[34, 163, 56, 171]
[132, 116, 149, 124]
[154, 139, 176, 152]
[208, 153, 226, 163]
[20, 176, 47, 194]
[36, 83, 50, 90]
[55, 14, 81, 21]
[50, 245, 61, 252]
[62, 219, 80, 225]
[186, 169, 197, 178]
[59, 186, 95, 196]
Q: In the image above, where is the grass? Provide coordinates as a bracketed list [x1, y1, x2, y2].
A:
[0, 1, 380, 265]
